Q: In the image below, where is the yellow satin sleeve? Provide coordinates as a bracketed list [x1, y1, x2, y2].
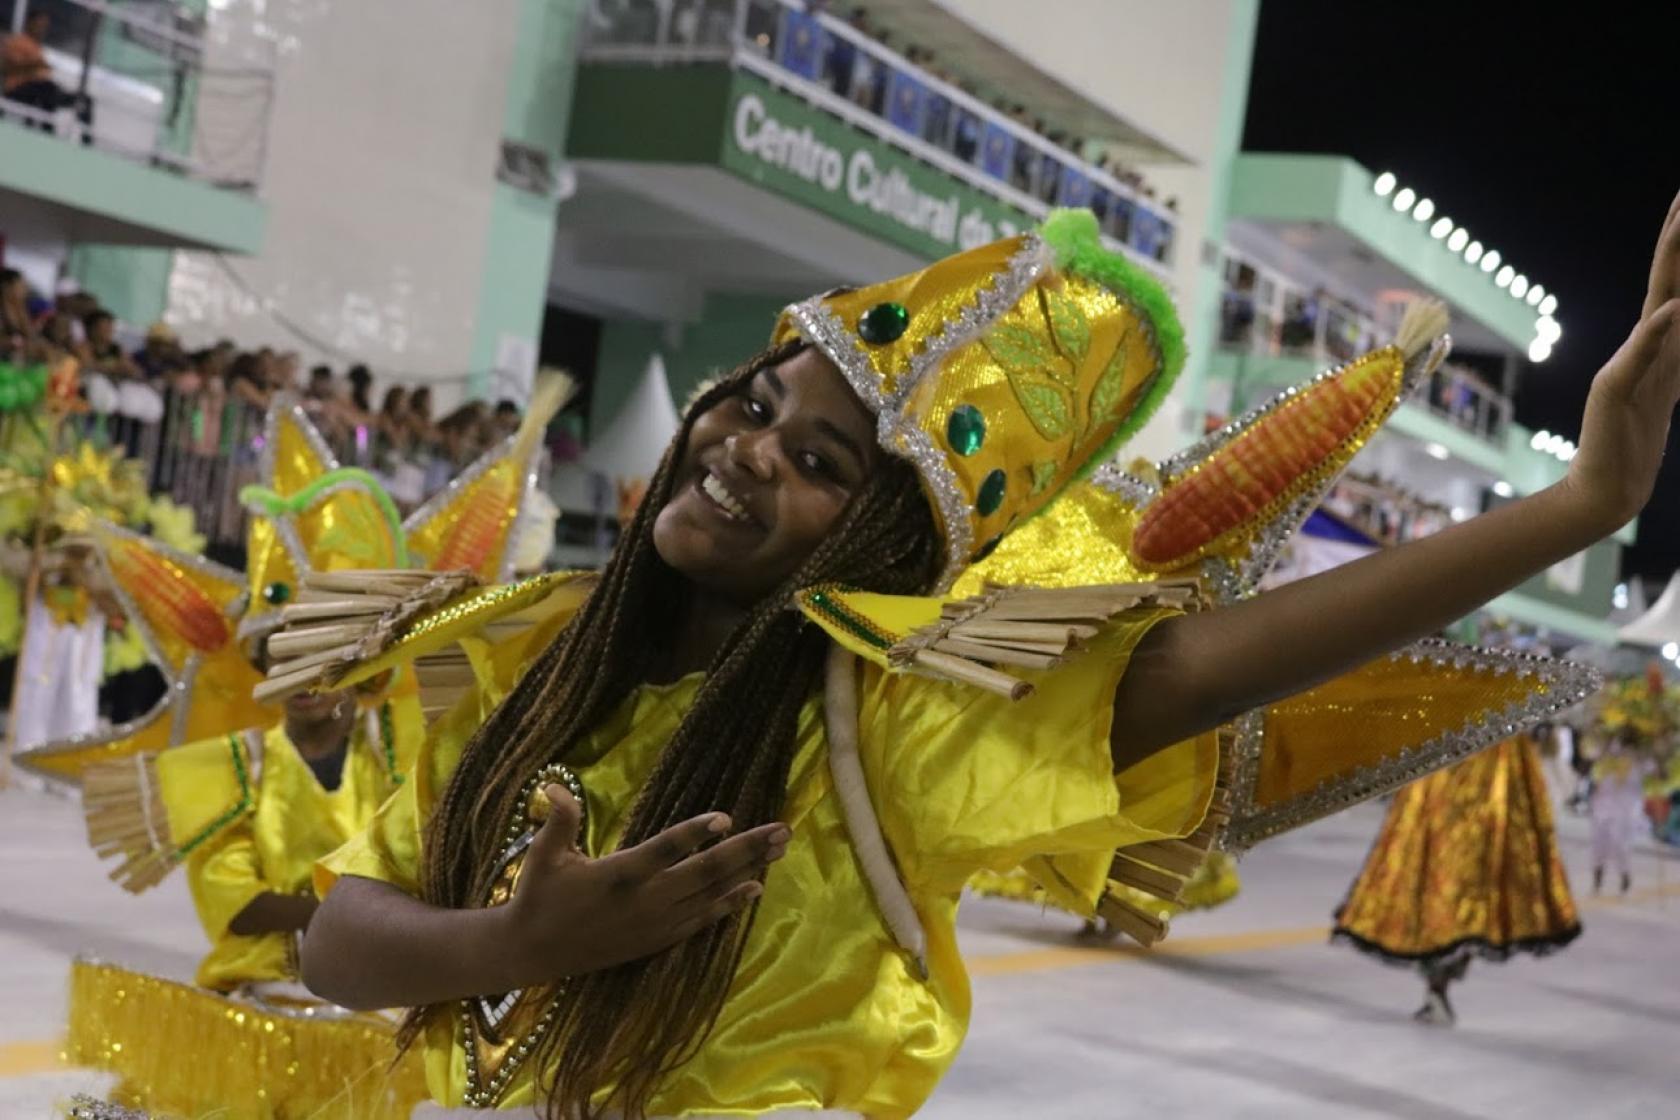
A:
[185, 821, 270, 985]
[314, 595, 574, 900]
[863, 607, 1216, 895]
[186, 702, 421, 992]
[317, 605, 1215, 1115]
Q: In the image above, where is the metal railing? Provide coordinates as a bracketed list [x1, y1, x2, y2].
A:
[580, 0, 1177, 274]
[1321, 474, 1454, 547]
[1218, 277, 1513, 447]
[0, 380, 542, 556]
[1, 0, 273, 189]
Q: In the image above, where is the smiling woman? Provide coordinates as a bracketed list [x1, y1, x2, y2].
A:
[652, 344, 886, 606]
[300, 199, 1680, 1119]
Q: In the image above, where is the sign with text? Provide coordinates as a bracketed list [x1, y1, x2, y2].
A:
[720, 74, 1035, 261]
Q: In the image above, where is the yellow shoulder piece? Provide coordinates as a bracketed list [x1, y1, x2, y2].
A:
[254, 569, 593, 720]
[797, 581, 1199, 701]
[793, 586, 944, 668]
[337, 569, 592, 692]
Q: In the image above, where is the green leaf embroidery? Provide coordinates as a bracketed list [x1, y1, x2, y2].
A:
[1007, 374, 1074, 440]
[1085, 328, 1143, 437]
[982, 322, 1053, 376]
[1045, 290, 1091, 371]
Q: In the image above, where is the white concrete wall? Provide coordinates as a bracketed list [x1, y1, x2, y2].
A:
[163, 0, 523, 404]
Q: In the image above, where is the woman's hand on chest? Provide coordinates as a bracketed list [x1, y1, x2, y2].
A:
[501, 786, 791, 987]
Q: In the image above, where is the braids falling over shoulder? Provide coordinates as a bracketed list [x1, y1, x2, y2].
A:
[406, 340, 941, 1118]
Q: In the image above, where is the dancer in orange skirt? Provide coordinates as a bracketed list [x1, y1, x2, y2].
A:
[1332, 731, 1580, 1024]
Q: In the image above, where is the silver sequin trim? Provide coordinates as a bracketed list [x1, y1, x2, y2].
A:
[167, 655, 200, 745]
[272, 516, 311, 585]
[786, 236, 1051, 590]
[789, 298, 974, 586]
[1221, 639, 1601, 852]
[67, 1094, 153, 1120]
[1089, 463, 1157, 507]
[260, 392, 341, 484]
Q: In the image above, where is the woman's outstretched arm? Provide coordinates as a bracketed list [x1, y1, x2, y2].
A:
[1112, 189, 1680, 764]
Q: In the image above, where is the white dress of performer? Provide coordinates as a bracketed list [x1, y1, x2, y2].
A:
[1589, 744, 1651, 893]
[13, 593, 104, 750]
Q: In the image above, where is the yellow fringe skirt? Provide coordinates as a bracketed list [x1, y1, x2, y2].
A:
[64, 958, 427, 1119]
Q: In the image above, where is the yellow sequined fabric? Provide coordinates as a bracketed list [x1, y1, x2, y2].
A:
[250, 405, 403, 608]
[1257, 653, 1561, 809]
[21, 652, 266, 782]
[318, 600, 1217, 1114]
[1332, 737, 1580, 963]
[952, 476, 1152, 595]
[65, 959, 427, 1120]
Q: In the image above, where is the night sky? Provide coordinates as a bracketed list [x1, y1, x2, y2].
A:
[1242, 2, 1680, 582]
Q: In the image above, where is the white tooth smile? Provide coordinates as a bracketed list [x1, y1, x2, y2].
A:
[701, 471, 750, 521]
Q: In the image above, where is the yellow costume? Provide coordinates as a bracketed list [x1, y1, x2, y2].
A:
[277, 210, 1597, 1115]
[25, 388, 564, 1120]
[970, 849, 1241, 922]
[1332, 736, 1580, 964]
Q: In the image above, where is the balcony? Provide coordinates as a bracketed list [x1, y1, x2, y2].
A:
[575, 0, 1177, 277]
[1214, 260, 1513, 450]
[1, 0, 268, 254]
[1226, 154, 1547, 357]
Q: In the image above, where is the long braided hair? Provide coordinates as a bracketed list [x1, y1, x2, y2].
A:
[408, 339, 943, 1118]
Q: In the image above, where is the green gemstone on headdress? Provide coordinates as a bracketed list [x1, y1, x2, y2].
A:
[858, 301, 909, 344]
[262, 581, 292, 605]
[946, 404, 985, 456]
[977, 469, 1007, 517]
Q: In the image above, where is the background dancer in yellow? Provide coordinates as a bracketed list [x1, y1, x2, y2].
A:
[22, 387, 562, 1119]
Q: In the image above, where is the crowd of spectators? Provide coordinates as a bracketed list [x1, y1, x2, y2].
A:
[1321, 472, 1455, 547]
[1, 265, 527, 546]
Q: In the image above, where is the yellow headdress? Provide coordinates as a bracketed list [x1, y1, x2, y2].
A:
[773, 209, 1183, 587]
[17, 386, 563, 782]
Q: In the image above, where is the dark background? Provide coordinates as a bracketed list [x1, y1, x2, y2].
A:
[1243, 2, 1679, 582]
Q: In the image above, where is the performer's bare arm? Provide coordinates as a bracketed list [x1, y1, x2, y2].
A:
[229, 892, 318, 935]
[1112, 189, 1680, 767]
